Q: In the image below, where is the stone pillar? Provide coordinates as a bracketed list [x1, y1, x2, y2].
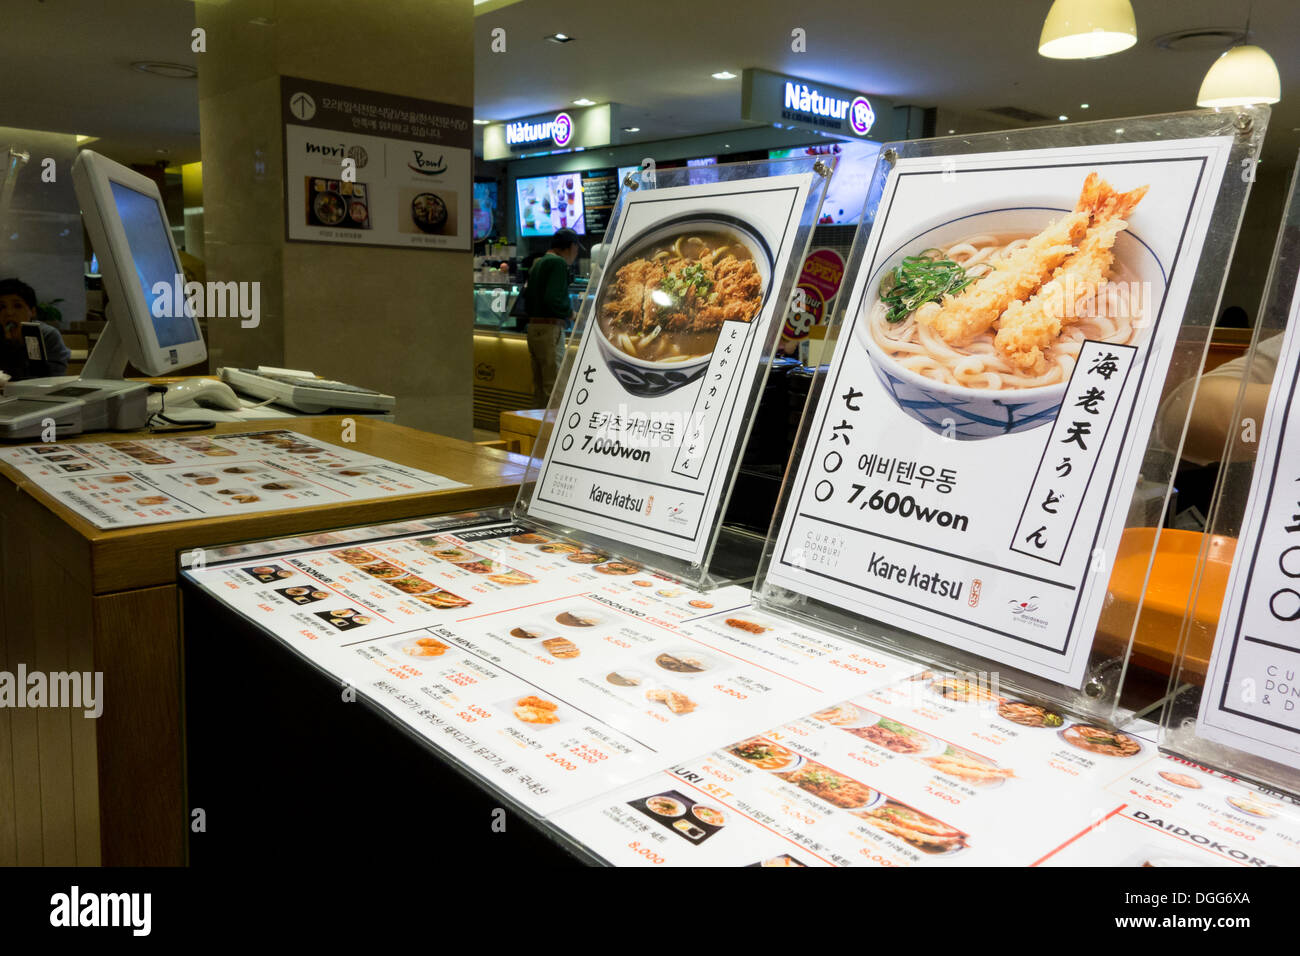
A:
[197, 0, 474, 437]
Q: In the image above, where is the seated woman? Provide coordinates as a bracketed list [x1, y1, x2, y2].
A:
[0, 277, 71, 380]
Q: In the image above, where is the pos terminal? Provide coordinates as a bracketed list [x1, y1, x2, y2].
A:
[0, 150, 207, 439]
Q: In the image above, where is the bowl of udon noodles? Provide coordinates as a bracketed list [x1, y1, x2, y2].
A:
[855, 199, 1165, 440]
[593, 213, 774, 397]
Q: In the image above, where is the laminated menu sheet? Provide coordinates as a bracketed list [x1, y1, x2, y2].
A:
[185, 512, 1300, 864]
[552, 674, 1300, 867]
[0, 429, 465, 529]
[184, 516, 919, 815]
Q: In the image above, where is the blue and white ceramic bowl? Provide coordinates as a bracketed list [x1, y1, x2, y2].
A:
[855, 204, 1165, 440]
[595, 212, 775, 398]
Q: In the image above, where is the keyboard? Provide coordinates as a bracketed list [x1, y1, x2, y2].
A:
[220, 367, 396, 414]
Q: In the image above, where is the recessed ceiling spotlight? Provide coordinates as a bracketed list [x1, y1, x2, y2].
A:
[948, 128, 956, 134]
[472, 119, 491, 125]
[712, 71, 737, 80]
[1058, 114, 1069, 121]
[622, 126, 640, 132]
[131, 61, 197, 79]
[546, 33, 574, 43]
[1080, 103, 1090, 109]
[572, 97, 596, 106]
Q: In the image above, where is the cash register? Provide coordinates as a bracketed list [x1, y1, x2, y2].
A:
[0, 150, 208, 439]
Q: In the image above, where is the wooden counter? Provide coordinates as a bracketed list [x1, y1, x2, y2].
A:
[499, 408, 552, 457]
[0, 417, 526, 866]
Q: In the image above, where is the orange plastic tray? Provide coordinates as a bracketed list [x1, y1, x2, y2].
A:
[1097, 527, 1235, 677]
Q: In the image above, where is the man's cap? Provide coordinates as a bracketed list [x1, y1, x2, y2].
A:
[552, 228, 584, 251]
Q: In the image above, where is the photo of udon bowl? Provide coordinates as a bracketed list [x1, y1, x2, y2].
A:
[855, 173, 1164, 439]
[594, 213, 774, 397]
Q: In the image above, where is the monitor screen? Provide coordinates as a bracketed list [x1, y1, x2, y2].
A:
[515, 174, 586, 238]
[769, 141, 883, 225]
[472, 181, 498, 242]
[108, 181, 200, 348]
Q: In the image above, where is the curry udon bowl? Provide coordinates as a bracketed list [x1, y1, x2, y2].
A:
[855, 204, 1165, 440]
[593, 213, 775, 398]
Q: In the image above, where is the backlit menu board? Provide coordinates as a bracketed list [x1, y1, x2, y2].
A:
[580, 168, 619, 235]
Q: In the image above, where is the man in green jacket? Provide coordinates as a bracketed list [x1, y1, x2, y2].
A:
[523, 228, 581, 406]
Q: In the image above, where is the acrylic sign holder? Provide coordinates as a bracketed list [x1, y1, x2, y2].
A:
[1161, 155, 1300, 797]
[513, 156, 832, 588]
[752, 108, 1269, 726]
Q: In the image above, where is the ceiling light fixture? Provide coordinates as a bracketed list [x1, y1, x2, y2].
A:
[472, 119, 491, 125]
[711, 71, 737, 80]
[1080, 103, 1090, 109]
[1038, 0, 1137, 59]
[622, 126, 640, 132]
[1197, 44, 1281, 106]
[1058, 114, 1069, 121]
[572, 97, 596, 106]
[131, 61, 197, 79]
[546, 33, 574, 43]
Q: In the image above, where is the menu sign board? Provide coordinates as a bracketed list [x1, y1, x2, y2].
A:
[525, 174, 814, 565]
[1198, 267, 1300, 768]
[281, 76, 473, 251]
[581, 168, 620, 236]
[764, 137, 1234, 686]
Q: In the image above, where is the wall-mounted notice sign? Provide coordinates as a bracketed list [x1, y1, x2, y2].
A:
[281, 76, 473, 251]
[764, 136, 1234, 687]
[525, 173, 813, 565]
[1198, 271, 1300, 769]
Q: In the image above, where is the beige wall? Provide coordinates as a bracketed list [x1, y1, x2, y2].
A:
[197, 0, 474, 437]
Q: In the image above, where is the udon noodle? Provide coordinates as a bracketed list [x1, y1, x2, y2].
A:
[870, 234, 1140, 391]
[599, 230, 763, 363]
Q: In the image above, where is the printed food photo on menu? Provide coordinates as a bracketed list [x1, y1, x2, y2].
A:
[862, 171, 1156, 439]
[595, 216, 773, 396]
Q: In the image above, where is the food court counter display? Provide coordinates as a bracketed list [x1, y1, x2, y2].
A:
[181, 511, 1300, 865]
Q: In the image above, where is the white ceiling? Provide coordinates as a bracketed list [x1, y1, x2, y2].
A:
[474, 0, 1299, 164]
[1, 0, 1295, 167]
[4, 0, 200, 165]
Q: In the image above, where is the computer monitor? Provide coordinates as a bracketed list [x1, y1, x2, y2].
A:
[71, 150, 206, 376]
